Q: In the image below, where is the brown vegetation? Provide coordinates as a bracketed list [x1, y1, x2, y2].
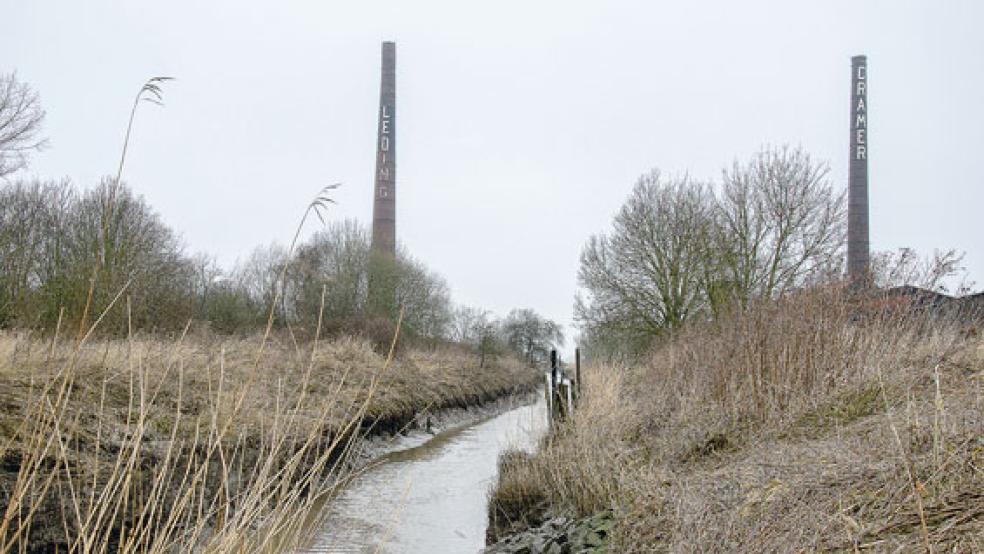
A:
[489, 286, 984, 551]
[0, 69, 561, 554]
[0, 330, 537, 553]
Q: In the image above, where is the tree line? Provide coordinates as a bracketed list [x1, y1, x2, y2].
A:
[576, 145, 847, 357]
[0, 72, 565, 365]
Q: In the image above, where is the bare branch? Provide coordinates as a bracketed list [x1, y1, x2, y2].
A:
[0, 72, 47, 178]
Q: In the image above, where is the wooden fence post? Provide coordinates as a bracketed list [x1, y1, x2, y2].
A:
[544, 372, 553, 417]
[575, 347, 582, 398]
[549, 349, 559, 421]
[545, 348, 583, 422]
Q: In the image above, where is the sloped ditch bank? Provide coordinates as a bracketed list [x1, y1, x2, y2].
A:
[350, 386, 541, 468]
[481, 448, 614, 554]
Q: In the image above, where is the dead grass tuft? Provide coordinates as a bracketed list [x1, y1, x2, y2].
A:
[488, 286, 984, 552]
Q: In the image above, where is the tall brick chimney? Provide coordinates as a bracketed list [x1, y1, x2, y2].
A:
[847, 55, 870, 283]
[372, 41, 397, 256]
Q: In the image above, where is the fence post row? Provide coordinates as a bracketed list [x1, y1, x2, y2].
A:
[546, 348, 579, 422]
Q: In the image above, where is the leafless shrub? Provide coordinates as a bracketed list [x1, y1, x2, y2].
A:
[576, 171, 713, 357]
[501, 308, 564, 367]
[872, 247, 970, 294]
[713, 145, 846, 305]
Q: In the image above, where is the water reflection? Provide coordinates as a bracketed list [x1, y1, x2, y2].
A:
[301, 397, 546, 554]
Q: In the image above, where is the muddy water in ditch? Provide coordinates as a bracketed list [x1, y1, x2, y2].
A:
[300, 397, 547, 554]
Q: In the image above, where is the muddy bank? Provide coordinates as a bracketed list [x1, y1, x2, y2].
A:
[2, 383, 539, 554]
[351, 387, 540, 468]
[0, 334, 541, 553]
[483, 450, 613, 554]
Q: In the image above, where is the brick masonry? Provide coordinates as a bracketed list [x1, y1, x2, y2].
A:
[848, 55, 870, 281]
[372, 41, 397, 256]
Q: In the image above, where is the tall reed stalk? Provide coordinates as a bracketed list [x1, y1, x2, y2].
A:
[76, 77, 173, 344]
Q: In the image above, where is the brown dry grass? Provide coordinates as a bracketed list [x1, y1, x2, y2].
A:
[0, 330, 534, 553]
[489, 286, 984, 552]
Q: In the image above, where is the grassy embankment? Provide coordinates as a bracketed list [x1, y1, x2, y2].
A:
[0, 329, 536, 553]
[489, 287, 983, 552]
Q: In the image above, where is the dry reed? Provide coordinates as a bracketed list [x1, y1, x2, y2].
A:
[0, 324, 533, 553]
[488, 285, 983, 552]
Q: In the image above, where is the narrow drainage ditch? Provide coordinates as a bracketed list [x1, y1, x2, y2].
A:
[300, 396, 547, 553]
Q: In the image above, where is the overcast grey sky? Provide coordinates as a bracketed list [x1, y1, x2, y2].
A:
[4, 1, 983, 343]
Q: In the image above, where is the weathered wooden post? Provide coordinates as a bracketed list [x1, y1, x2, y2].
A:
[544, 371, 553, 418]
[557, 380, 568, 420]
[545, 349, 579, 422]
[549, 349, 560, 421]
[575, 347, 582, 399]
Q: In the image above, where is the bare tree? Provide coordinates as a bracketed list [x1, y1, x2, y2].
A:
[501, 308, 564, 366]
[287, 221, 453, 341]
[394, 253, 453, 340]
[64, 179, 195, 331]
[238, 243, 291, 320]
[0, 73, 47, 178]
[473, 311, 502, 369]
[576, 171, 715, 353]
[576, 148, 845, 356]
[451, 305, 484, 344]
[0, 179, 74, 326]
[451, 306, 502, 367]
[712, 146, 845, 307]
[0, 178, 196, 332]
[292, 220, 371, 321]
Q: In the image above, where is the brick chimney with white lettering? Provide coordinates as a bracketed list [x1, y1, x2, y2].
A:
[847, 55, 870, 283]
[372, 41, 397, 256]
